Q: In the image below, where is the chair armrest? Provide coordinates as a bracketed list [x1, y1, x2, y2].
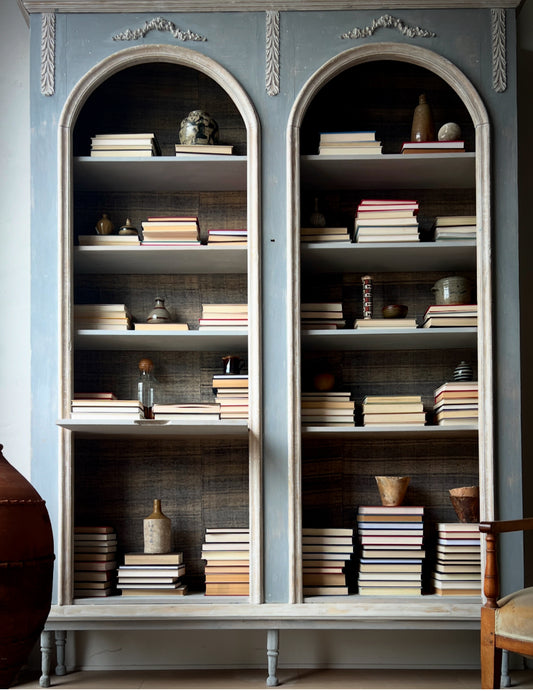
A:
[480, 518, 533, 608]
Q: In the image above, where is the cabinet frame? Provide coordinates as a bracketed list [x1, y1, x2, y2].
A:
[57, 45, 262, 606]
[287, 42, 493, 605]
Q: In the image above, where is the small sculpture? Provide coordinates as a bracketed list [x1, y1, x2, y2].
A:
[118, 218, 139, 236]
[179, 110, 219, 145]
[438, 122, 462, 142]
[454, 361, 473, 381]
[361, 275, 373, 320]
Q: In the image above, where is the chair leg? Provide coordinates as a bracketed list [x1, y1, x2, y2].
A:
[481, 608, 502, 689]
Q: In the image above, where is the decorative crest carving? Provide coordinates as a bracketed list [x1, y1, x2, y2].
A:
[341, 15, 436, 40]
[266, 10, 280, 97]
[112, 17, 206, 42]
[40, 12, 55, 96]
[491, 9, 507, 92]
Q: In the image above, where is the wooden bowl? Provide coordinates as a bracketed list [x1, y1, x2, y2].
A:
[382, 304, 408, 319]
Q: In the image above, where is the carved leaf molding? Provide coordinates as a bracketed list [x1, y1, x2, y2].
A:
[112, 16, 207, 41]
[341, 15, 436, 39]
[491, 8, 507, 92]
[40, 12, 55, 96]
[266, 10, 280, 96]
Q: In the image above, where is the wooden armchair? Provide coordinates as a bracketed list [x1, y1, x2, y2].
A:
[480, 518, 533, 688]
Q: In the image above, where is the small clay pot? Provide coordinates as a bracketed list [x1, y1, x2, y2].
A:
[449, 486, 479, 523]
[375, 475, 410, 507]
[382, 304, 408, 319]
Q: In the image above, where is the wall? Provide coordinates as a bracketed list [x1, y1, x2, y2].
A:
[1, 0, 531, 673]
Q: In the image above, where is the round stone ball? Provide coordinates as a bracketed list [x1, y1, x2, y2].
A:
[438, 122, 462, 141]
[179, 110, 219, 145]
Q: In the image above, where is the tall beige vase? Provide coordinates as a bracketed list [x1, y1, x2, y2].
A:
[143, 499, 171, 553]
[375, 476, 411, 506]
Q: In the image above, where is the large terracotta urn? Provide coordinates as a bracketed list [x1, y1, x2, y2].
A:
[0, 444, 55, 687]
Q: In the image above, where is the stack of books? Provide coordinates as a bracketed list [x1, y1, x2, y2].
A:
[140, 216, 200, 245]
[90, 133, 161, 157]
[78, 234, 140, 246]
[353, 317, 417, 329]
[433, 215, 477, 241]
[362, 395, 426, 427]
[71, 398, 144, 420]
[356, 506, 425, 595]
[354, 200, 419, 243]
[74, 526, 118, 598]
[301, 302, 345, 330]
[422, 304, 477, 328]
[302, 527, 355, 595]
[318, 131, 382, 156]
[433, 381, 479, 426]
[432, 523, 481, 596]
[401, 140, 465, 154]
[198, 304, 248, 331]
[117, 552, 187, 596]
[74, 303, 132, 331]
[207, 229, 247, 246]
[301, 391, 355, 426]
[212, 375, 249, 419]
[152, 403, 221, 421]
[175, 143, 234, 156]
[300, 226, 351, 243]
[202, 528, 250, 596]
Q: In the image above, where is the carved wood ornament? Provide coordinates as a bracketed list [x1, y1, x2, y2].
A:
[40, 12, 55, 95]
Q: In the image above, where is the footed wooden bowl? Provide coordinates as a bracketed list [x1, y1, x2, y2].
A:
[382, 304, 408, 319]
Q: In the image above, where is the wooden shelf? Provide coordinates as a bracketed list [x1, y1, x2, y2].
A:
[58, 419, 249, 438]
[301, 327, 477, 351]
[74, 156, 248, 192]
[300, 153, 475, 190]
[74, 330, 248, 351]
[301, 241, 476, 273]
[302, 425, 478, 439]
[74, 246, 247, 275]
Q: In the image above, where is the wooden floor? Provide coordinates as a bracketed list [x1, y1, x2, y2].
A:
[12, 667, 533, 689]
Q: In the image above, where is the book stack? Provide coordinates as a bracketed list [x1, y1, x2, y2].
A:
[318, 131, 382, 156]
[401, 140, 465, 154]
[90, 133, 161, 157]
[175, 143, 234, 156]
[302, 527, 355, 595]
[207, 229, 247, 246]
[301, 302, 345, 330]
[434, 215, 477, 241]
[140, 216, 201, 245]
[74, 526, 118, 598]
[212, 375, 249, 419]
[354, 200, 419, 243]
[198, 303, 248, 331]
[362, 395, 426, 427]
[74, 303, 133, 331]
[153, 403, 221, 421]
[301, 391, 355, 426]
[356, 506, 425, 595]
[202, 528, 250, 596]
[118, 552, 187, 596]
[433, 381, 479, 426]
[432, 523, 481, 596]
[300, 227, 351, 243]
[422, 304, 477, 328]
[78, 234, 140, 246]
[71, 398, 144, 420]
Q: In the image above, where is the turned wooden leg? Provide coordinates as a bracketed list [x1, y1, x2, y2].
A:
[481, 607, 502, 689]
[55, 631, 67, 676]
[266, 629, 279, 687]
[39, 630, 53, 688]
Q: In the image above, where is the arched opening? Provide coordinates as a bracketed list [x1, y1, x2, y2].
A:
[287, 43, 491, 604]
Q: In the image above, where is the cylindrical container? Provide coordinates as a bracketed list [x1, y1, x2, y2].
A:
[431, 276, 472, 305]
[0, 444, 55, 688]
[375, 475, 411, 507]
[143, 499, 171, 554]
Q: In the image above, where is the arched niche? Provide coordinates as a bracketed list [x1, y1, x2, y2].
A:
[56, 45, 262, 605]
[286, 43, 492, 604]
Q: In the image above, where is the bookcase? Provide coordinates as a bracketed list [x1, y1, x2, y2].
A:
[24, 1, 525, 681]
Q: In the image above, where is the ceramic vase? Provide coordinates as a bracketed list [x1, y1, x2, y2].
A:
[449, 486, 480, 523]
[95, 213, 114, 235]
[179, 110, 219, 145]
[375, 475, 410, 506]
[143, 499, 171, 554]
[309, 198, 326, 228]
[410, 94, 435, 143]
[146, 298, 171, 323]
[0, 444, 55, 688]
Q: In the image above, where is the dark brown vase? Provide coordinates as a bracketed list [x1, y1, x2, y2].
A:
[0, 444, 55, 688]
